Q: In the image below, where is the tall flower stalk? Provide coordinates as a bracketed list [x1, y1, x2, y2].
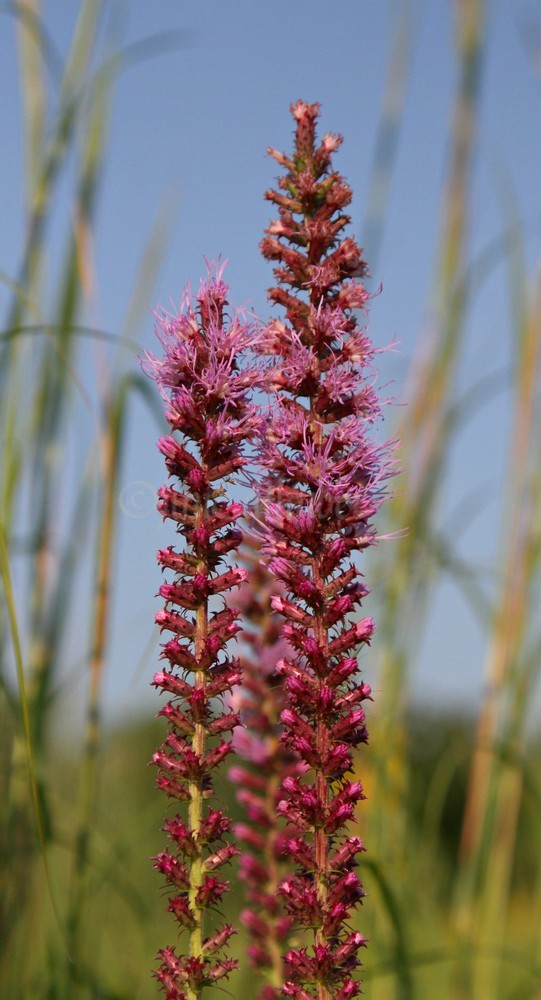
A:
[228, 548, 304, 997]
[257, 101, 394, 999]
[144, 265, 261, 1000]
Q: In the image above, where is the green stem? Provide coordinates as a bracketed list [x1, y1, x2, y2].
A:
[187, 495, 208, 999]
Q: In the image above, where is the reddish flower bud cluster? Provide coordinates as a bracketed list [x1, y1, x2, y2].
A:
[228, 548, 306, 997]
[144, 265, 262, 999]
[257, 101, 394, 998]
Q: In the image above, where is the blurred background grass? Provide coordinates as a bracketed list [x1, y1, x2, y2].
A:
[1, 1, 540, 998]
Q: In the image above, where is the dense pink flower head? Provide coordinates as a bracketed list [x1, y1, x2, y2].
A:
[143, 261, 263, 429]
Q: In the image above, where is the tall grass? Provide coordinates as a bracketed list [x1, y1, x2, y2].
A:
[1, 3, 177, 996]
[364, 5, 490, 992]
[1, 2, 539, 998]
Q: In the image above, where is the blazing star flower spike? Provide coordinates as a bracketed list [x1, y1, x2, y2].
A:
[143, 263, 263, 1000]
[227, 547, 307, 998]
[257, 101, 396, 999]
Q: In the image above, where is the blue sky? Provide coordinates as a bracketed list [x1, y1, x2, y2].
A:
[2, 0, 540, 725]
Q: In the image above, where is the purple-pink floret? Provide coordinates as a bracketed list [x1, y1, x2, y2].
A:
[257, 101, 395, 998]
[144, 263, 262, 999]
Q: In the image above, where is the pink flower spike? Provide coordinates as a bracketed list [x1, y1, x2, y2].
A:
[143, 262, 262, 996]
[256, 100, 398, 998]
[226, 545, 305, 995]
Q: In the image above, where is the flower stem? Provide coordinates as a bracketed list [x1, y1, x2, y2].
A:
[187, 497, 208, 977]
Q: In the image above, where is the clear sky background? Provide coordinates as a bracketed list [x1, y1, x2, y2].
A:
[2, 0, 540, 727]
